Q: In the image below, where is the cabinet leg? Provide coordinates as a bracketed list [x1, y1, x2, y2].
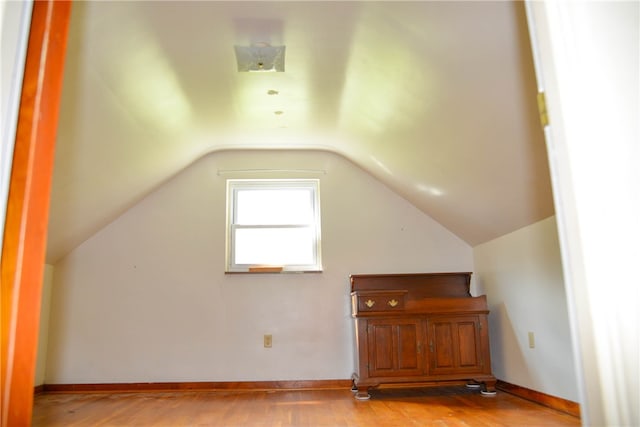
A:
[481, 379, 497, 396]
[354, 386, 371, 400]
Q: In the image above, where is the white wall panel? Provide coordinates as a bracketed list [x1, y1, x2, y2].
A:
[474, 216, 578, 402]
[45, 150, 472, 383]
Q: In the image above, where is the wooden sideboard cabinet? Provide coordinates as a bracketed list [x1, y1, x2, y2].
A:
[350, 272, 496, 400]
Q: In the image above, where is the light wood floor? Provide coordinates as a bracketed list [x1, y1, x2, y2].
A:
[33, 386, 580, 426]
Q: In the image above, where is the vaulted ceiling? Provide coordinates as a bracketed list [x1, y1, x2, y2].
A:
[47, 1, 554, 263]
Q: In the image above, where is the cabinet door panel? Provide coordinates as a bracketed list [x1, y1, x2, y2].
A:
[397, 324, 419, 370]
[433, 322, 455, 369]
[457, 321, 479, 367]
[372, 325, 394, 370]
[428, 316, 483, 374]
[367, 318, 424, 377]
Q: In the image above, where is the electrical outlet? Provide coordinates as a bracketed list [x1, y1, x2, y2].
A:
[528, 332, 535, 348]
[264, 334, 272, 348]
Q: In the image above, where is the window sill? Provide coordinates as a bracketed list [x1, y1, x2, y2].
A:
[225, 268, 323, 274]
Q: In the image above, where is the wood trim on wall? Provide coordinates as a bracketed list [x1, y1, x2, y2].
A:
[41, 380, 353, 393]
[496, 380, 581, 418]
[0, 1, 71, 426]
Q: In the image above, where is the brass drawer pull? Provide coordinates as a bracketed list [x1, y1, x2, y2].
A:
[365, 299, 375, 308]
[387, 299, 399, 307]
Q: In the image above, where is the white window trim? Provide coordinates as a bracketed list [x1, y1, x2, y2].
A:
[225, 179, 322, 273]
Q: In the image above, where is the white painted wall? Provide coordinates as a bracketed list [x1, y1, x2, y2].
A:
[0, 0, 32, 250]
[34, 264, 54, 386]
[45, 150, 473, 383]
[473, 216, 578, 402]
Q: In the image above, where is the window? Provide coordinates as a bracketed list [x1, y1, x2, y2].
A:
[226, 179, 322, 272]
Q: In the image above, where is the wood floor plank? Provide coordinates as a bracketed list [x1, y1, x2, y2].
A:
[32, 386, 580, 426]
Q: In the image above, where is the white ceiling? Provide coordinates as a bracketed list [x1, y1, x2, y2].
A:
[47, 1, 554, 263]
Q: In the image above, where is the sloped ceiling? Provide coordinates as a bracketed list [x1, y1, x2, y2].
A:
[47, 1, 554, 263]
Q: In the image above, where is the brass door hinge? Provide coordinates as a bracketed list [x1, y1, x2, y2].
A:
[537, 91, 549, 127]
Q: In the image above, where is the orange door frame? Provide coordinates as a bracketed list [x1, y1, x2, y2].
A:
[1, 1, 71, 426]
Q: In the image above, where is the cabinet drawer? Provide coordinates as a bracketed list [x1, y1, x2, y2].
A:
[353, 291, 407, 313]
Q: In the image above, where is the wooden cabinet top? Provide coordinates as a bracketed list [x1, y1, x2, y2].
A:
[350, 272, 472, 298]
[350, 272, 488, 316]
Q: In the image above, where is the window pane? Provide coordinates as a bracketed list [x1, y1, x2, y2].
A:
[236, 189, 313, 225]
[235, 227, 314, 265]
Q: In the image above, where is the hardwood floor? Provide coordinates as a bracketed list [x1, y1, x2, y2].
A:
[32, 386, 580, 426]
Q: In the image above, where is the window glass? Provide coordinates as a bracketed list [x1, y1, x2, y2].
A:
[235, 189, 313, 225]
[234, 228, 314, 265]
[226, 179, 321, 272]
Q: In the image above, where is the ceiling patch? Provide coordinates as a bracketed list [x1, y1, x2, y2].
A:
[235, 43, 285, 72]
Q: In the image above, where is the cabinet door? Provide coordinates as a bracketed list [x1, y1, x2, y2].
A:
[427, 315, 484, 375]
[366, 318, 425, 378]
